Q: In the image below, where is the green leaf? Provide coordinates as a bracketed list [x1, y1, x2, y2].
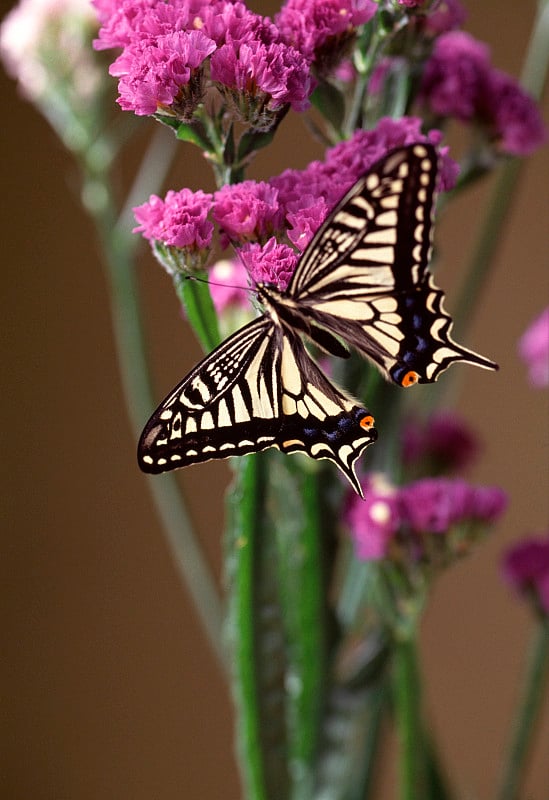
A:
[175, 120, 212, 152]
[310, 80, 346, 132]
[237, 128, 277, 163]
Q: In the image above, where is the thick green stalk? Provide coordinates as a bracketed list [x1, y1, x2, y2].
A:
[497, 618, 549, 800]
[271, 462, 331, 799]
[392, 634, 427, 800]
[225, 454, 291, 800]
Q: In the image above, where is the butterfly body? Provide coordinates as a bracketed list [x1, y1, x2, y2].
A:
[138, 143, 497, 495]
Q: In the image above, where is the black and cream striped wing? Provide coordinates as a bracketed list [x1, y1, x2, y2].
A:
[287, 143, 497, 386]
[138, 315, 377, 495]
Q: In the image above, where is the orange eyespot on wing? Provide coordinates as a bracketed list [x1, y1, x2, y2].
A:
[401, 371, 419, 387]
[360, 415, 375, 430]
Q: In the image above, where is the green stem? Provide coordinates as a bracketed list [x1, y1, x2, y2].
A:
[225, 454, 290, 800]
[80, 134, 226, 671]
[174, 273, 221, 353]
[272, 462, 331, 799]
[497, 618, 549, 800]
[392, 634, 427, 800]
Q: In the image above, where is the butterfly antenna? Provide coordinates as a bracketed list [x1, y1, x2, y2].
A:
[183, 274, 252, 295]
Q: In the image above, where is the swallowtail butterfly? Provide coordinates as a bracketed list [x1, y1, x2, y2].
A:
[138, 144, 497, 496]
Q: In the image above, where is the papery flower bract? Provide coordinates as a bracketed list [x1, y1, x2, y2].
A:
[402, 412, 479, 473]
[345, 474, 402, 560]
[485, 70, 547, 156]
[133, 188, 214, 250]
[239, 237, 298, 291]
[518, 307, 549, 388]
[502, 534, 549, 614]
[209, 258, 251, 314]
[213, 181, 283, 244]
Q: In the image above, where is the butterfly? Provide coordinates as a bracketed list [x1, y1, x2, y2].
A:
[138, 143, 497, 496]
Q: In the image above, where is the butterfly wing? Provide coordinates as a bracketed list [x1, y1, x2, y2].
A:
[286, 143, 497, 386]
[138, 316, 377, 495]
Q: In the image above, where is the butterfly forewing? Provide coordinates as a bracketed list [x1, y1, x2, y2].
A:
[285, 144, 497, 385]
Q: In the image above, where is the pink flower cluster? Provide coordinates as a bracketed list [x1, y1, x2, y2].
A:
[133, 116, 456, 289]
[518, 308, 549, 388]
[275, 0, 376, 69]
[502, 534, 549, 615]
[92, 0, 372, 119]
[402, 411, 479, 474]
[133, 188, 214, 250]
[346, 474, 507, 561]
[419, 31, 546, 155]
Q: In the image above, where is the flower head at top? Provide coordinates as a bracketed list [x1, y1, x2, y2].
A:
[109, 27, 216, 117]
[518, 307, 549, 388]
[502, 534, 549, 615]
[276, 0, 376, 75]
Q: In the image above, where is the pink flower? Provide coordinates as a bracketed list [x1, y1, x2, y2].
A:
[209, 258, 251, 314]
[518, 308, 549, 387]
[502, 534, 549, 614]
[419, 31, 491, 121]
[213, 181, 283, 244]
[423, 0, 467, 35]
[399, 478, 506, 534]
[276, 0, 376, 67]
[133, 188, 214, 249]
[402, 412, 479, 473]
[345, 475, 402, 560]
[239, 237, 298, 291]
[485, 70, 547, 156]
[110, 28, 216, 116]
[210, 39, 315, 113]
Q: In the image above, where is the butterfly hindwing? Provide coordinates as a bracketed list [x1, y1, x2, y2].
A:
[138, 316, 377, 494]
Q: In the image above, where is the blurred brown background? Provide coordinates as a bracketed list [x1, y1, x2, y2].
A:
[2, 1, 548, 798]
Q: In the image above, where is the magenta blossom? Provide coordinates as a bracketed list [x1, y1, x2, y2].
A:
[518, 307, 549, 388]
[213, 181, 283, 244]
[209, 258, 251, 315]
[502, 534, 549, 614]
[239, 237, 298, 291]
[210, 39, 315, 114]
[420, 31, 491, 121]
[423, 0, 467, 35]
[133, 188, 214, 250]
[276, 0, 376, 69]
[400, 478, 506, 535]
[109, 28, 216, 116]
[402, 412, 479, 473]
[485, 70, 547, 156]
[345, 475, 402, 560]
[347, 475, 507, 562]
